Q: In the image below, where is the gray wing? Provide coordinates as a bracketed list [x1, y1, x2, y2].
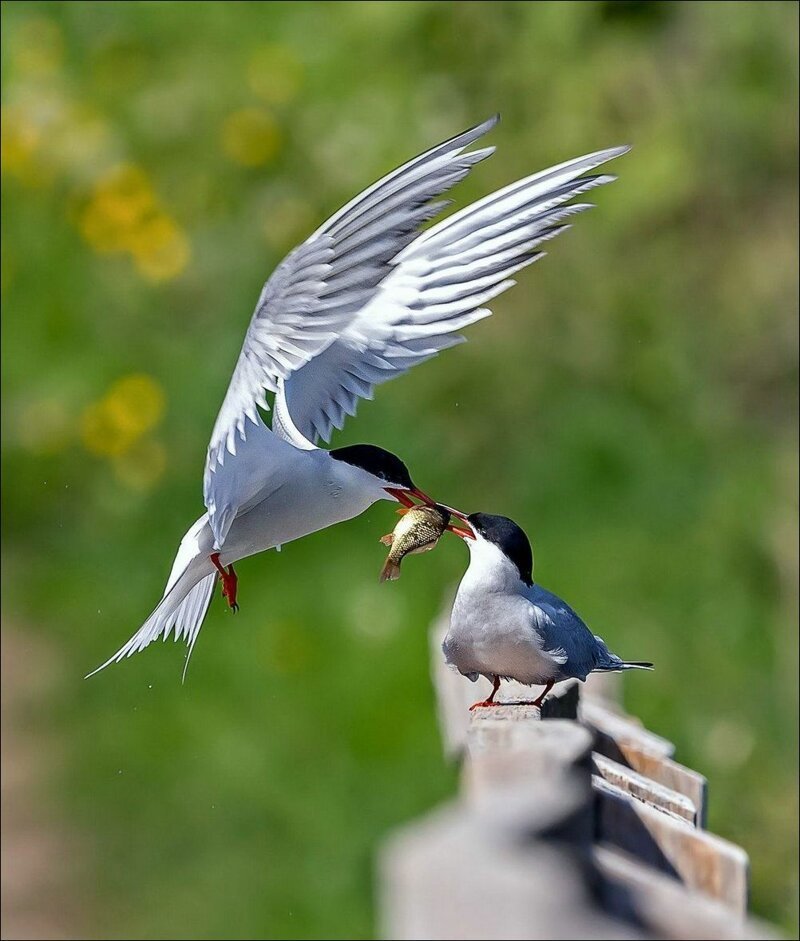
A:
[279, 144, 629, 444]
[528, 585, 601, 680]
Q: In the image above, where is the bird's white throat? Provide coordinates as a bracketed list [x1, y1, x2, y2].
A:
[464, 536, 532, 594]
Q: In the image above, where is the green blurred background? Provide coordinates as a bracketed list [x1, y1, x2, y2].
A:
[2, 1, 798, 938]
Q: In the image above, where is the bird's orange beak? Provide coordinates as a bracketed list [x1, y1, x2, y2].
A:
[384, 486, 437, 507]
[446, 523, 475, 540]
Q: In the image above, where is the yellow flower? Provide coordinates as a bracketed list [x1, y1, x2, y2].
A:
[1, 105, 40, 177]
[81, 399, 138, 457]
[81, 374, 166, 457]
[77, 166, 190, 282]
[79, 165, 157, 253]
[222, 108, 281, 167]
[129, 214, 191, 282]
[105, 374, 166, 437]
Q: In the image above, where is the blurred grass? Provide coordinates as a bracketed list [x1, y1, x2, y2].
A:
[1, 1, 798, 938]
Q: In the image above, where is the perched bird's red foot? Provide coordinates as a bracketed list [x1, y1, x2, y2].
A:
[469, 675, 502, 711]
[210, 553, 239, 612]
[514, 681, 555, 708]
[469, 699, 502, 711]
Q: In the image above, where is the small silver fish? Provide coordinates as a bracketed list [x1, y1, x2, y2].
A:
[379, 504, 451, 582]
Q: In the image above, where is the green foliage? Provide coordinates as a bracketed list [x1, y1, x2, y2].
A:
[2, 1, 797, 937]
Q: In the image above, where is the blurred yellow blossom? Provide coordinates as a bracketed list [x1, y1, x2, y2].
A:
[112, 437, 167, 492]
[1, 105, 41, 177]
[222, 107, 281, 167]
[105, 374, 166, 436]
[248, 45, 304, 106]
[79, 165, 157, 253]
[81, 374, 165, 458]
[82, 399, 138, 457]
[129, 215, 191, 282]
[78, 165, 190, 281]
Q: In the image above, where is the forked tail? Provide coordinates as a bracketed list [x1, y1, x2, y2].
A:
[596, 659, 654, 672]
[86, 556, 216, 681]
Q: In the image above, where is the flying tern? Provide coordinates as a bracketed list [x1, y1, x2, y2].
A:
[89, 115, 628, 677]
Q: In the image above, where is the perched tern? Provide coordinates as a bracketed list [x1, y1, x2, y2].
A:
[443, 514, 653, 709]
[89, 115, 628, 677]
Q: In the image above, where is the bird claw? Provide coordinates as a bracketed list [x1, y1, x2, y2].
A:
[210, 553, 239, 611]
[469, 699, 502, 711]
[220, 576, 239, 611]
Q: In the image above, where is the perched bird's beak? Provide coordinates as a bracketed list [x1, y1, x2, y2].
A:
[438, 502, 470, 522]
[446, 523, 475, 540]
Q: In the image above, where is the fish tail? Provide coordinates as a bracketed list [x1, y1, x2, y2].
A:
[379, 558, 402, 582]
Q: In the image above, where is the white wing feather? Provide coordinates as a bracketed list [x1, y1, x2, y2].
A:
[279, 144, 630, 443]
[206, 114, 500, 473]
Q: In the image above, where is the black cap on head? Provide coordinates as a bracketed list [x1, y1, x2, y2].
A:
[467, 513, 533, 586]
[329, 444, 414, 489]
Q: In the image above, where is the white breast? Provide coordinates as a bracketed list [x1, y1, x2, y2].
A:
[211, 450, 384, 566]
[443, 539, 565, 686]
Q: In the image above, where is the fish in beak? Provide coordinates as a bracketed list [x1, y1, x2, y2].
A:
[384, 489, 474, 537]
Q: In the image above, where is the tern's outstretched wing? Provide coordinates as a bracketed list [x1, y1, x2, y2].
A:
[278, 143, 629, 444]
[206, 115, 498, 469]
[203, 115, 499, 545]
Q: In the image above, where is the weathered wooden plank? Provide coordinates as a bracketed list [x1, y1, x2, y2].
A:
[591, 729, 708, 828]
[595, 845, 777, 940]
[593, 753, 697, 824]
[593, 777, 749, 913]
[464, 716, 594, 822]
[380, 793, 644, 940]
[581, 699, 676, 758]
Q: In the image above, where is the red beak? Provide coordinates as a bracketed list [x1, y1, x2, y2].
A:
[410, 487, 435, 505]
[384, 487, 416, 507]
[446, 524, 475, 540]
[383, 486, 438, 507]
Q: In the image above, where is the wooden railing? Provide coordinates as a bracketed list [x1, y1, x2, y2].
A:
[379, 605, 779, 940]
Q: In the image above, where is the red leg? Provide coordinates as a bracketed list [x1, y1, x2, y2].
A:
[469, 675, 501, 711]
[514, 680, 554, 708]
[210, 553, 239, 612]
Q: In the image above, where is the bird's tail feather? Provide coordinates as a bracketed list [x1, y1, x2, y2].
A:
[595, 660, 654, 672]
[86, 561, 216, 679]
